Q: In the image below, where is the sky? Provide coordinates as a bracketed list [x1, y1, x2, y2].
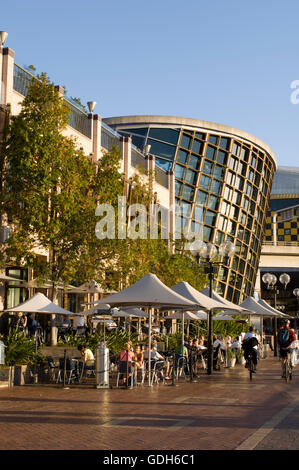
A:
[2, 0, 299, 167]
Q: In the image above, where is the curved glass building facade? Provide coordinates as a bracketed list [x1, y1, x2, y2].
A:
[103, 116, 277, 303]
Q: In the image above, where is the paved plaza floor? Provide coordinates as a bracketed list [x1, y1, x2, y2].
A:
[0, 355, 299, 451]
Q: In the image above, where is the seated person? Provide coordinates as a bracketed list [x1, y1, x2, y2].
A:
[119, 341, 136, 385]
[77, 344, 95, 378]
[27, 313, 38, 337]
[133, 345, 144, 382]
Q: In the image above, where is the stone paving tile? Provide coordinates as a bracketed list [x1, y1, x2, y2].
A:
[0, 356, 298, 450]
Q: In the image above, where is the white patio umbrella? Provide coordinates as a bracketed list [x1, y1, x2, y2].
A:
[5, 292, 77, 315]
[170, 281, 240, 355]
[258, 299, 290, 318]
[200, 287, 251, 315]
[95, 273, 197, 386]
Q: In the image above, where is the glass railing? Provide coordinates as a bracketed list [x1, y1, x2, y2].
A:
[13, 64, 36, 96]
[155, 165, 169, 189]
[131, 148, 147, 171]
[64, 99, 91, 138]
[13, 64, 92, 138]
[101, 122, 122, 150]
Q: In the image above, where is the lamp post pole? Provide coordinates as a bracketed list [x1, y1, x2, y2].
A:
[191, 239, 235, 376]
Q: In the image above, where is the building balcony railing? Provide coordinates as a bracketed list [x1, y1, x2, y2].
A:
[262, 240, 299, 247]
[13, 64, 92, 139]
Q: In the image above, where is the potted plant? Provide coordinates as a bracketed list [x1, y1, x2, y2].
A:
[0, 329, 41, 385]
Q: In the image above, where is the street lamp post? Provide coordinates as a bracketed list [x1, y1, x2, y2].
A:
[293, 288, 299, 323]
[262, 272, 291, 357]
[191, 240, 235, 375]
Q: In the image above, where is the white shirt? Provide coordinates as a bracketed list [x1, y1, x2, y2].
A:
[143, 350, 163, 361]
[243, 332, 258, 350]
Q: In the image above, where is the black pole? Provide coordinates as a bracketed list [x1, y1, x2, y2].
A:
[171, 350, 176, 386]
[126, 347, 129, 389]
[207, 262, 213, 375]
[63, 349, 67, 388]
[273, 289, 278, 357]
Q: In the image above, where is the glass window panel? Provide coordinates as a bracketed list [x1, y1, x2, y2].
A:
[130, 135, 145, 150]
[147, 139, 176, 160]
[218, 266, 229, 282]
[240, 211, 247, 225]
[205, 145, 217, 160]
[175, 164, 186, 180]
[220, 137, 230, 150]
[236, 175, 244, 190]
[232, 142, 241, 156]
[248, 169, 254, 182]
[181, 201, 192, 217]
[232, 190, 242, 205]
[242, 196, 249, 211]
[244, 229, 251, 244]
[203, 226, 213, 241]
[222, 201, 230, 216]
[180, 134, 192, 149]
[251, 154, 257, 168]
[177, 149, 189, 164]
[229, 156, 239, 172]
[185, 169, 197, 185]
[191, 221, 203, 237]
[224, 186, 233, 200]
[231, 205, 239, 220]
[219, 215, 228, 231]
[192, 140, 204, 155]
[195, 132, 206, 140]
[215, 230, 225, 244]
[194, 205, 204, 222]
[245, 182, 252, 196]
[227, 220, 236, 235]
[227, 171, 235, 186]
[205, 210, 217, 226]
[257, 158, 263, 172]
[214, 164, 225, 180]
[240, 147, 249, 161]
[235, 274, 243, 290]
[239, 260, 245, 274]
[175, 181, 183, 196]
[254, 173, 261, 187]
[239, 162, 247, 177]
[199, 175, 211, 191]
[202, 160, 214, 175]
[155, 157, 173, 171]
[209, 135, 219, 145]
[182, 185, 195, 201]
[207, 195, 219, 211]
[148, 127, 179, 145]
[210, 179, 222, 194]
[189, 154, 201, 170]
[196, 190, 208, 205]
[122, 127, 148, 136]
[217, 150, 228, 165]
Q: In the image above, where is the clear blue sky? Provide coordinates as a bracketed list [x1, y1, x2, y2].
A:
[2, 0, 299, 167]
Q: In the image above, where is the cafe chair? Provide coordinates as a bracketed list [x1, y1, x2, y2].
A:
[56, 358, 77, 384]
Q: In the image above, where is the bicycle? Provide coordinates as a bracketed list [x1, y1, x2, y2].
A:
[282, 351, 293, 383]
[247, 352, 255, 381]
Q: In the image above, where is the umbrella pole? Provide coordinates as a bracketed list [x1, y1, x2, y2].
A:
[148, 308, 153, 387]
[182, 311, 184, 353]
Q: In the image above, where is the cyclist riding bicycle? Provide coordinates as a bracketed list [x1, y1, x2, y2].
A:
[277, 319, 297, 378]
[242, 326, 259, 373]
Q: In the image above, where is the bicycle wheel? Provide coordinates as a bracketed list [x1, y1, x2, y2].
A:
[249, 358, 253, 381]
[285, 360, 290, 383]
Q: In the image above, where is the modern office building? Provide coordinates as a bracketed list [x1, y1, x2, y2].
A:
[104, 116, 277, 303]
[257, 166, 299, 320]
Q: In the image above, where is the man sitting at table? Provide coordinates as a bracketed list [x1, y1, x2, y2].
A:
[77, 344, 95, 379]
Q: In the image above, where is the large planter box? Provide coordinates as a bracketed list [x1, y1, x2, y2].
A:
[0, 366, 14, 387]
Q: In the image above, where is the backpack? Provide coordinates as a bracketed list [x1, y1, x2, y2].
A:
[278, 328, 290, 347]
